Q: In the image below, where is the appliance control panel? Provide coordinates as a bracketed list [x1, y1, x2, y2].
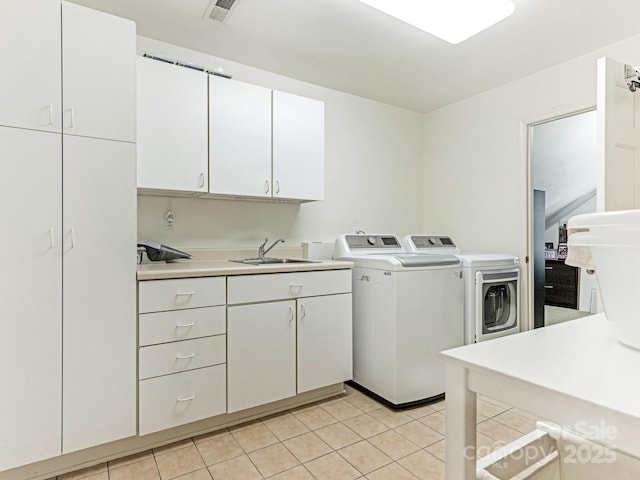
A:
[345, 235, 400, 249]
[410, 236, 456, 249]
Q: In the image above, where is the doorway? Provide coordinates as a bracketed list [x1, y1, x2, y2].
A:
[529, 110, 598, 328]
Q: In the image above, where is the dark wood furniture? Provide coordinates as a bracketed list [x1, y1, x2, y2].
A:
[545, 259, 579, 309]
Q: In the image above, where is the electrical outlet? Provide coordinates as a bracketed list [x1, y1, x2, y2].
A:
[164, 210, 175, 230]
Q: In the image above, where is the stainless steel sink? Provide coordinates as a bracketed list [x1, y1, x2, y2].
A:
[231, 257, 319, 265]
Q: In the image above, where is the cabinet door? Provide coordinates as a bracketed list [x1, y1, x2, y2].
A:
[227, 301, 296, 412]
[0, 0, 61, 132]
[209, 76, 272, 197]
[62, 2, 136, 142]
[0, 127, 62, 469]
[272, 91, 324, 201]
[62, 136, 137, 453]
[137, 57, 208, 193]
[297, 294, 353, 393]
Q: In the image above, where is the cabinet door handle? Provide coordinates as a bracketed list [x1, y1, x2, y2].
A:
[545, 266, 553, 270]
[176, 322, 195, 328]
[176, 353, 195, 359]
[544, 285, 554, 289]
[288, 305, 294, 321]
[69, 228, 76, 248]
[177, 394, 195, 402]
[48, 104, 54, 126]
[264, 180, 270, 194]
[49, 228, 55, 249]
[66, 107, 75, 128]
[199, 172, 205, 188]
[175, 291, 195, 296]
[299, 303, 306, 319]
[275, 180, 280, 194]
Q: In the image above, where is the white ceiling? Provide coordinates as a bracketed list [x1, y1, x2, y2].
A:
[69, 0, 640, 113]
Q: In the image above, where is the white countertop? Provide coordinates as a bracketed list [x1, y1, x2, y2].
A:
[137, 258, 353, 280]
[442, 313, 640, 421]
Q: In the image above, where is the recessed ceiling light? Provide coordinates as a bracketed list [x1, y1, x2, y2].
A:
[359, 0, 516, 44]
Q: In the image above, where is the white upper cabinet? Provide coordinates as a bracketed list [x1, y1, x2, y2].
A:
[137, 56, 208, 193]
[209, 75, 272, 197]
[208, 77, 325, 201]
[0, 0, 61, 132]
[273, 91, 325, 201]
[136, 61, 325, 200]
[61, 1, 136, 142]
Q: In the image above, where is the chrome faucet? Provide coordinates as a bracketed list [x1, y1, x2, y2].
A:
[258, 237, 285, 259]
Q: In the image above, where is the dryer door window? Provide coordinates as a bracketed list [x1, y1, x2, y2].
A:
[483, 283, 515, 331]
[477, 271, 518, 334]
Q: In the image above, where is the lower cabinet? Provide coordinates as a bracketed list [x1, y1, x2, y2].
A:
[137, 277, 228, 436]
[228, 301, 297, 413]
[62, 136, 137, 453]
[137, 269, 352, 433]
[227, 270, 353, 413]
[139, 365, 226, 436]
[0, 127, 62, 471]
[297, 293, 353, 393]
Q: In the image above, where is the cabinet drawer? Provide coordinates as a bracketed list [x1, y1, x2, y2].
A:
[139, 335, 226, 380]
[139, 365, 226, 435]
[139, 306, 225, 346]
[227, 269, 351, 304]
[138, 277, 225, 313]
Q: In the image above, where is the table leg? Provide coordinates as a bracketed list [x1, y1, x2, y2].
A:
[445, 363, 477, 480]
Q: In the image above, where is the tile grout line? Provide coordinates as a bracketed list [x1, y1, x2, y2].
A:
[96, 390, 534, 480]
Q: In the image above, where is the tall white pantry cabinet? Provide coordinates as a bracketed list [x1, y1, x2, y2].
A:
[0, 0, 136, 471]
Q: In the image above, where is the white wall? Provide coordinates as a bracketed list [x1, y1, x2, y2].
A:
[422, 33, 640, 325]
[136, 37, 424, 249]
[532, 110, 597, 221]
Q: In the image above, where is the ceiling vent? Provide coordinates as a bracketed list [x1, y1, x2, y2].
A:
[204, 0, 238, 23]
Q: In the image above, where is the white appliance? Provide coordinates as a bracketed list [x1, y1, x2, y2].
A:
[567, 209, 640, 349]
[402, 235, 520, 344]
[334, 234, 464, 408]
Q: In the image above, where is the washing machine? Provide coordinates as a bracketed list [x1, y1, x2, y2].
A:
[402, 235, 520, 344]
[334, 234, 464, 408]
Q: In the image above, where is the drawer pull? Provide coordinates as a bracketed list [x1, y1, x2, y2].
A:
[544, 285, 554, 289]
[176, 353, 195, 359]
[176, 322, 196, 328]
[289, 283, 303, 289]
[176, 291, 195, 296]
[177, 394, 195, 402]
[545, 266, 553, 270]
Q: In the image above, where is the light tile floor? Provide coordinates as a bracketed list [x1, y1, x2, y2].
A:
[54, 385, 538, 480]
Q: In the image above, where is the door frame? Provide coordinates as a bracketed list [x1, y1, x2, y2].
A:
[521, 103, 595, 331]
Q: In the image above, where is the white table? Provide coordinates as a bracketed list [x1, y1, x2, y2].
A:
[441, 314, 640, 479]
